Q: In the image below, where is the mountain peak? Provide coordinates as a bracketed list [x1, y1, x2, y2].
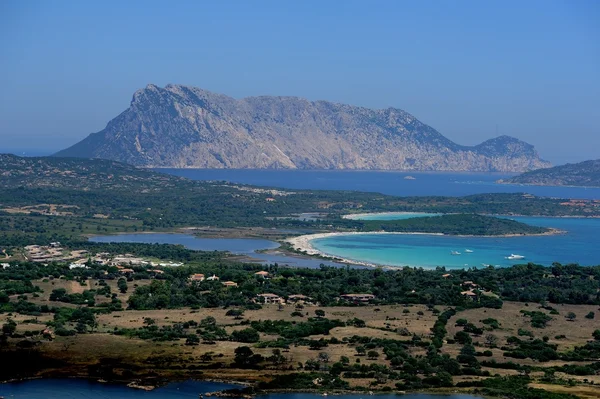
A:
[56, 84, 551, 172]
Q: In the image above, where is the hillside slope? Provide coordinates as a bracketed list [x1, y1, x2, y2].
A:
[499, 159, 600, 187]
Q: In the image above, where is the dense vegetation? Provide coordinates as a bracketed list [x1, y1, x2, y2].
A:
[351, 214, 550, 235]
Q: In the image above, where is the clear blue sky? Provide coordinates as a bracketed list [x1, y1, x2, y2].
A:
[1, 0, 598, 164]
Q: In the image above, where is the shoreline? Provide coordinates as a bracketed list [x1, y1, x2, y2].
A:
[285, 228, 565, 270]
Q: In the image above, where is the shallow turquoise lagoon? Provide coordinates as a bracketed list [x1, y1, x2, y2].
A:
[311, 216, 600, 269]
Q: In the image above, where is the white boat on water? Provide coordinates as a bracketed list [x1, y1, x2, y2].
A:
[505, 254, 525, 260]
[465, 249, 474, 253]
[450, 251, 461, 255]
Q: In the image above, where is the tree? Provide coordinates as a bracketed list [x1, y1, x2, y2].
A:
[200, 352, 214, 362]
[454, 331, 472, 345]
[231, 328, 260, 343]
[117, 278, 128, 294]
[315, 309, 325, 318]
[2, 319, 16, 336]
[318, 352, 330, 363]
[267, 349, 286, 366]
[185, 334, 200, 345]
[593, 329, 600, 341]
[234, 346, 263, 368]
[566, 312, 577, 322]
[585, 312, 595, 320]
[226, 309, 245, 319]
[367, 350, 380, 360]
[485, 334, 498, 348]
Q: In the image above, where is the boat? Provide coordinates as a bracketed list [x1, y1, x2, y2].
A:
[505, 254, 525, 260]
[450, 251, 461, 255]
[465, 249, 473, 253]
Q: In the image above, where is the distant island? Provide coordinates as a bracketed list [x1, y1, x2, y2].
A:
[55, 84, 550, 172]
[499, 159, 600, 187]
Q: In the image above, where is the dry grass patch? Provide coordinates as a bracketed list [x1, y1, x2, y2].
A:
[447, 301, 599, 352]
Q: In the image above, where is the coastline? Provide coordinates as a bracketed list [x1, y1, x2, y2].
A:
[285, 228, 565, 270]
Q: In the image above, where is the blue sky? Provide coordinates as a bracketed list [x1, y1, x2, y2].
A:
[0, 0, 598, 164]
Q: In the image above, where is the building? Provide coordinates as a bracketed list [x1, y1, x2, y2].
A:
[339, 294, 376, 303]
[287, 294, 312, 303]
[119, 268, 135, 274]
[257, 293, 284, 304]
[189, 273, 205, 282]
[206, 274, 220, 281]
[461, 290, 478, 300]
[254, 271, 270, 278]
[222, 281, 238, 288]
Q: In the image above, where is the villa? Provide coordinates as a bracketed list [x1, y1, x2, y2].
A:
[257, 293, 284, 304]
[339, 293, 376, 303]
[189, 273, 205, 282]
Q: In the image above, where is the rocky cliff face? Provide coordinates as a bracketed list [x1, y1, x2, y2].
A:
[55, 84, 551, 172]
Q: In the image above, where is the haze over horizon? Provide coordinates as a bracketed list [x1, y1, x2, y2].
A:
[1, 0, 599, 165]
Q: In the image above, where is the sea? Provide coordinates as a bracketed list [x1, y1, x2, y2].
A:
[157, 169, 600, 199]
[0, 379, 483, 399]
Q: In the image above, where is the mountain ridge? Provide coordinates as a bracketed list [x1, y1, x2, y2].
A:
[55, 84, 551, 172]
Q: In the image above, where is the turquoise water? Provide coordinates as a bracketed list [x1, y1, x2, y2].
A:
[311, 216, 600, 269]
[0, 379, 483, 399]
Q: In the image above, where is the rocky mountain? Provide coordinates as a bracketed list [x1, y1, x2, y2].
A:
[498, 159, 600, 187]
[55, 84, 551, 172]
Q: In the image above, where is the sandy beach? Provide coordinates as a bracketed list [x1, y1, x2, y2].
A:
[285, 231, 447, 269]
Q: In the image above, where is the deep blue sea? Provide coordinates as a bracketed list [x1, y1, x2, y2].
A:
[157, 169, 600, 199]
[0, 379, 483, 399]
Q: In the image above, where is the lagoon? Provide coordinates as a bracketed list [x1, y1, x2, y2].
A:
[90, 233, 352, 269]
[311, 216, 600, 269]
[0, 379, 484, 399]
